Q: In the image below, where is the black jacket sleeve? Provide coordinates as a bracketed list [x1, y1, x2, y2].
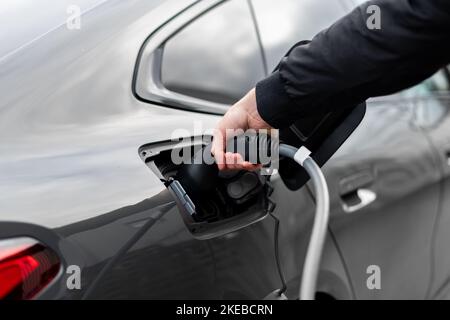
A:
[256, 0, 450, 129]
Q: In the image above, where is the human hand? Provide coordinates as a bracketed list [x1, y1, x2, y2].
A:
[211, 88, 273, 171]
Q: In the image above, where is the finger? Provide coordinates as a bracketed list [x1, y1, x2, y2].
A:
[225, 152, 237, 170]
[227, 153, 243, 170]
[212, 127, 226, 170]
[215, 149, 226, 171]
[234, 153, 244, 164]
[232, 153, 245, 170]
[241, 161, 262, 171]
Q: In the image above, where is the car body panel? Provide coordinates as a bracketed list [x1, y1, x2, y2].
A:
[0, 0, 224, 299]
[0, 0, 206, 227]
[1, 0, 447, 300]
[411, 93, 450, 299]
[325, 99, 442, 299]
[0, 0, 350, 300]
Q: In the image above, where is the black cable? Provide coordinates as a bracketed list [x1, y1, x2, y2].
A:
[269, 211, 287, 296]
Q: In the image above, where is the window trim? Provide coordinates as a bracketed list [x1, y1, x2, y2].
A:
[134, 0, 258, 115]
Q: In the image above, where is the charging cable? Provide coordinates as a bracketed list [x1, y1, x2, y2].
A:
[279, 145, 330, 300]
[220, 136, 331, 300]
[174, 134, 331, 300]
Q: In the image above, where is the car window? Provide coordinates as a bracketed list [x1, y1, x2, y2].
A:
[161, 0, 265, 105]
[397, 68, 450, 127]
[251, 0, 349, 71]
[400, 69, 450, 98]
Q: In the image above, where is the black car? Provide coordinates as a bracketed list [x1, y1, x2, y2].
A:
[1, 0, 450, 300]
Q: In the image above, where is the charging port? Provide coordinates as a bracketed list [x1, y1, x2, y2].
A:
[139, 137, 273, 239]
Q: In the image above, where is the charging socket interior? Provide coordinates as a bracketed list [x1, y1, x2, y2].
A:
[139, 136, 274, 240]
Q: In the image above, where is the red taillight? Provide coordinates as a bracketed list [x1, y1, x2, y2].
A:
[0, 238, 61, 300]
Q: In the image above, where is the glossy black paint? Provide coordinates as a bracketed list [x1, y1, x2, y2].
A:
[1, 0, 449, 300]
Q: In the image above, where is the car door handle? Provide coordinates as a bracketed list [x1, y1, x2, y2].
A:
[338, 171, 376, 213]
[445, 150, 450, 166]
[341, 188, 377, 213]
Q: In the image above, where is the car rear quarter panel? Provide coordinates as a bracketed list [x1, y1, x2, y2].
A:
[0, 0, 353, 299]
[0, 0, 225, 299]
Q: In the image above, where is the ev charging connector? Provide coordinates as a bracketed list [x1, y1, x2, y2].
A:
[175, 134, 330, 300]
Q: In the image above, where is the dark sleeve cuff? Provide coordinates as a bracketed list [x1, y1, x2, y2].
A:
[255, 71, 295, 129]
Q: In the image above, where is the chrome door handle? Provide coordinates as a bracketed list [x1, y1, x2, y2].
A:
[341, 188, 377, 213]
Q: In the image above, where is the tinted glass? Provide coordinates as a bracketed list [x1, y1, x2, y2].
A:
[251, 0, 349, 71]
[400, 69, 450, 98]
[161, 0, 265, 105]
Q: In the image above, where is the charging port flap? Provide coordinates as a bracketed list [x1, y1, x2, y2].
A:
[139, 137, 274, 240]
